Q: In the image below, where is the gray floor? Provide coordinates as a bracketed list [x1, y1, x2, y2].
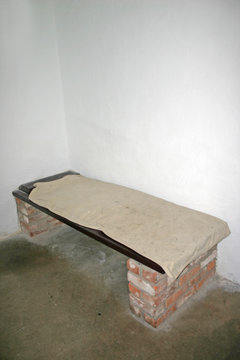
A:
[0, 226, 240, 360]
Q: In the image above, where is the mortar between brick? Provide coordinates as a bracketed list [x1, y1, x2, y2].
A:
[127, 247, 217, 328]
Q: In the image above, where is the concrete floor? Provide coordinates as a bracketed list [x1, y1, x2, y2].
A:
[0, 226, 240, 360]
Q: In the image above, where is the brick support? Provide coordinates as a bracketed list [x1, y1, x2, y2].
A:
[127, 246, 217, 328]
[15, 198, 63, 237]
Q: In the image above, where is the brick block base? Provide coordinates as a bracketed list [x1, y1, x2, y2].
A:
[127, 247, 217, 328]
[15, 198, 63, 237]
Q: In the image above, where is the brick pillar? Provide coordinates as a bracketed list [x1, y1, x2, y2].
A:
[15, 198, 63, 237]
[127, 246, 217, 328]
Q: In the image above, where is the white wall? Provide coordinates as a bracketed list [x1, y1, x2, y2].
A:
[54, 0, 240, 284]
[1, 0, 239, 285]
[0, 0, 69, 235]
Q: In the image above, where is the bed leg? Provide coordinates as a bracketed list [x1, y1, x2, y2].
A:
[127, 247, 217, 328]
[15, 198, 63, 237]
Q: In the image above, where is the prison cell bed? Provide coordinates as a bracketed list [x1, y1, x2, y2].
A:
[12, 170, 230, 280]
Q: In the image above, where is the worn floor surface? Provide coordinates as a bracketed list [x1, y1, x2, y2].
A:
[0, 226, 239, 360]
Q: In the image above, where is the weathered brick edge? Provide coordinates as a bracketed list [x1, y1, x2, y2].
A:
[15, 198, 63, 237]
[127, 246, 217, 328]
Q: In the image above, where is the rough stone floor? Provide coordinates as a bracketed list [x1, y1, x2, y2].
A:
[0, 226, 240, 360]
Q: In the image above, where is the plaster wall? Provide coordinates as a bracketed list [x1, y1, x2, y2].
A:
[54, 0, 240, 283]
[0, 0, 69, 235]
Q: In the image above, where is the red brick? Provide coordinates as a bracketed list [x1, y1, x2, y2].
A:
[127, 259, 140, 275]
[144, 304, 177, 328]
[17, 203, 38, 217]
[143, 314, 158, 328]
[16, 200, 63, 237]
[189, 274, 201, 287]
[28, 213, 50, 222]
[129, 294, 163, 317]
[157, 304, 177, 326]
[128, 272, 165, 296]
[142, 268, 161, 283]
[200, 249, 217, 269]
[197, 270, 215, 291]
[29, 229, 46, 237]
[207, 260, 216, 272]
[53, 220, 63, 227]
[154, 303, 167, 318]
[47, 217, 59, 223]
[167, 280, 179, 297]
[24, 206, 38, 216]
[179, 265, 200, 286]
[166, 286, 188, 308]
[19, 221, 30, 231]
[142, 292, 165, 307]
[27, 207, 38, 216]
[177, 287, 196, 307]
[15, 198, 22, 205]
[153, 279, 168, 294]
[128, 283, 141, 298]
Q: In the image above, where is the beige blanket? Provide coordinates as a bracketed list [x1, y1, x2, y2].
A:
[29, 175, 230, 280]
